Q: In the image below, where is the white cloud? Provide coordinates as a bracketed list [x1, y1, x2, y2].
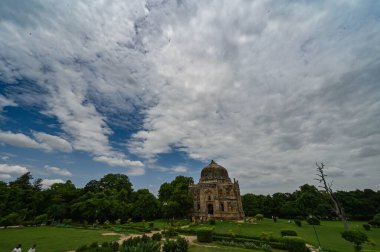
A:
[45, 165, 72, 177]
[33, 132, 73, 153]
[126, 167, 145, 176]
[0, 130, 74, 153]
[0, 131, 49, 150]
[0, 163, 28, 174]
[0, 174, 12, 179]
[171, 165, 188, 173]
[0, 0, 379, 193]
[94, 155, 144, 168]
[0, 95, 17, 112]
[41, 179, 65, 189]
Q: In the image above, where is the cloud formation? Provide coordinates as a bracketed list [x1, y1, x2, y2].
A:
[0, 131, 72, 152]
[0, 0, 379, 192]
[0, 163, 29, 174]
[41, 178, 65, 189]
[45, 165, 72, 177]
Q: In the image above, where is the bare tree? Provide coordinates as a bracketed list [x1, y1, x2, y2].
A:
[315, 162, 349, 231]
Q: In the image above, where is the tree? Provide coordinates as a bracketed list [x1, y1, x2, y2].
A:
[296, 184, 324, 217]
[315, 162, 349, 230]
[158, 176, 193, 218]
[131, 189, 160, 221]
[341, 230, 369, 251]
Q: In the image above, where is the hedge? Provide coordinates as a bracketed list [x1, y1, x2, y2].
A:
[282, 236, 309, 252]
[197, 227, 214, 243]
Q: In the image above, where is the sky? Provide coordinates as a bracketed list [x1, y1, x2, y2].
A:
[0, 0, 380, 195]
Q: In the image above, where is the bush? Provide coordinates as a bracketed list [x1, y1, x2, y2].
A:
[120, 235, 160, 252]
[197, 227, 214, 243]
[282, 236, 309, 252]
[341, 230, 369, 252]
[162, 227, 178, 238]
[162, 237, 188, 252]
[0, 212, 22, 227]
[294, 219, 302, 227]
[103, 220, 110, 228]
[152, 232, 162, 241]
[259, 232, 272, 241]
[369, 213, 380, 227]
[62, 218, 72, 225]
[255, 214, 264, 221]
[281, 230, 298, 237]
[101, 241, 119, 251]
[363, 224, 371, 231]
[208, 218, 216, 225]
[34, 214, 48, 225]
[306, 217, 320, 225]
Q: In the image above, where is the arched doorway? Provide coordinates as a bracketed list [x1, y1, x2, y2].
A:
[207, 204, 214, 215]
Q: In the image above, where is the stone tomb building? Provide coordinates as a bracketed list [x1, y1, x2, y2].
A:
[189, 160, 245, 220]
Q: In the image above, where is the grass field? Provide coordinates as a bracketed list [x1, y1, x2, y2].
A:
[189, 245, 266, 252]
[0, 226, 119, 252]
[183, 218, 380, 252]
[0, 220, 379, 252]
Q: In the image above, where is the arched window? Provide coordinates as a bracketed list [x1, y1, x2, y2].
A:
[220, 203, 224, 212]
[208, 195, 211, 201]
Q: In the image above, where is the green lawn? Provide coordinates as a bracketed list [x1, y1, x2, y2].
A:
[188, 245, 264, 252]
[186, 218, 380, 252]
[0, 220, 379, 252]
[0, 226, 119, 252]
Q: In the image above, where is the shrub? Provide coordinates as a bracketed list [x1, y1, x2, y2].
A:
[34, 213, 48, 225]
[369, 213, 380, 227]
[281, 230, 298, 237]
[208, 218, 216, 225]
[197, 227, 214, 243]
[306, 217, 320, 225]
[282, 236, 309, 252]
[163, 237, 188, 252]
[260, 232, 272, 241]
[255, 214, 264, 221]
[363, 224, 371, 231]
[103, 220, 110, 228]
[121, 236, 160, 252]
[0, 212, 22, 227]
[148, 222, 154, 228]
[162, 227, 178, 238]
[101, 241, 119, 251]
[342, 230, 369, 252]
[152, 232, 162, 241]
[294, 219, 302, 227]
[62, 218, 72, 225]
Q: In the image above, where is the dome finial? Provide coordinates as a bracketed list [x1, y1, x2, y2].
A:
[211, 160, 215, 164]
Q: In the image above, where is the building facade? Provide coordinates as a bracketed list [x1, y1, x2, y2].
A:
[189, 160, 245, 220]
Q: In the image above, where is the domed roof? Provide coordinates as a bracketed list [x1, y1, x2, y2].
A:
[200, 160, 231, 182]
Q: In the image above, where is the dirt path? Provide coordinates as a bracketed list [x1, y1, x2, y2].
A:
[66, 228, 217, 252]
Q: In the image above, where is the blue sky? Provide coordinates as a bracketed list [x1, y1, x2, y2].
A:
[1, 0, 380, 194]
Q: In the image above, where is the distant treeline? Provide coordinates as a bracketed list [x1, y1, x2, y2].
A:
[0, 173, 193, 226]
[0, 173, 379, 227]
[242, 184, 380, 220]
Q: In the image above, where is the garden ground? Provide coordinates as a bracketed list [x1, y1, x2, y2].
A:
[0, 219, 379, 252]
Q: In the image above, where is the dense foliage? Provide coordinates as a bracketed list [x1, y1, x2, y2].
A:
[0, 172, 379, 227]
[341, 230, 369, 251]
[196, 227, 214, 243]
[242, 184, 380, 221]
[0, 173, 193, 226]
[282, 236, 309, 252]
